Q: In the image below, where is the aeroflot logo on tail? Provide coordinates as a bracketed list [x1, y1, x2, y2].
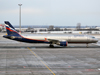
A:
[6, 25, 15, 32]
[6, 27, 13, 31]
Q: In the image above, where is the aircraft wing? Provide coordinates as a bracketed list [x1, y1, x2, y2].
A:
[47, 39, 59, 43]
[47, 39, 67, 44]
[47, 38, 68, 46]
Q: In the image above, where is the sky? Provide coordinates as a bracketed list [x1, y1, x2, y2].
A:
[0, 0, 100, 26]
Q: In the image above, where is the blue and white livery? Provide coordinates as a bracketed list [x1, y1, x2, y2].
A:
[3, 21, 98, 47]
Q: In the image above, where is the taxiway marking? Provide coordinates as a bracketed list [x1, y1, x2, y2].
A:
[27, 47, 55, 75]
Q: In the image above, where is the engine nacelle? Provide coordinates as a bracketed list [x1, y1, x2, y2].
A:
[56, 41, 68, 46]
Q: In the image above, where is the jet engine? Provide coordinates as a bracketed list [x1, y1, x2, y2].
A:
[56, 41, 68, 46]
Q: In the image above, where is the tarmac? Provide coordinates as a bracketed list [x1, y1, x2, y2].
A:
[0, 33, 100, 75]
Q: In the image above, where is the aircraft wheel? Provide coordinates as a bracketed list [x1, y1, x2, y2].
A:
[49, 44, 54, 48]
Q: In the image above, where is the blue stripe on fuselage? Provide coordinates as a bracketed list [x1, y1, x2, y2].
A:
[15, 37, 49, 43]
[22, 37, 49, 43]
[3, 35, 49, 44]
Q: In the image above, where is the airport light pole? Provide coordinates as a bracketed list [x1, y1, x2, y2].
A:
[18, 4, 22, 33]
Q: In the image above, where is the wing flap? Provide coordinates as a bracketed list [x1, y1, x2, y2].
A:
[48, 39, 59, 42]
[47, 39, 67, 44]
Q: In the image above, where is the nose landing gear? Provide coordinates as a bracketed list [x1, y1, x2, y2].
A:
[86, 43, 88, 48]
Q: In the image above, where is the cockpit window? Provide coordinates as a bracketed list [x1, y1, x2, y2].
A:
[92, 37, 95, 38]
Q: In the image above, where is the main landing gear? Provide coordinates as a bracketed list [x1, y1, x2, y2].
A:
[49, 44, 54, 48]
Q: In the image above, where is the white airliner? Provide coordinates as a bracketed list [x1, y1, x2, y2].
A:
[3, 21, 98, 47]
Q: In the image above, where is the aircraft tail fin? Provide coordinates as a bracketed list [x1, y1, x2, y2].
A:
[5, 21, 21, 37]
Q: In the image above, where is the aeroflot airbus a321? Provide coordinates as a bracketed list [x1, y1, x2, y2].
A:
[3, 21, 98, 47]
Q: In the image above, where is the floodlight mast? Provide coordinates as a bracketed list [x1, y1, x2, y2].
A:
[18, 4, 22, 33]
